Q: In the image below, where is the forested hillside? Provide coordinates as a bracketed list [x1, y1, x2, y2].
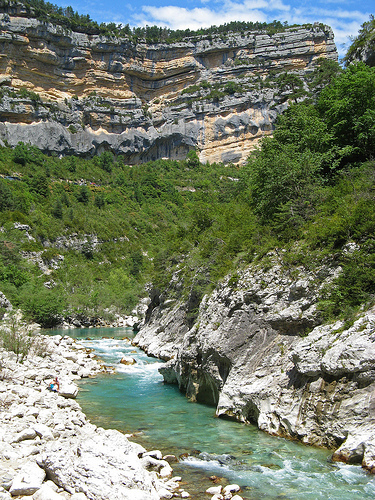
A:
[0, 16, 374, 328]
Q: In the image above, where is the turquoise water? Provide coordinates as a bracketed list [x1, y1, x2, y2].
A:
[50, 327, 375, 499]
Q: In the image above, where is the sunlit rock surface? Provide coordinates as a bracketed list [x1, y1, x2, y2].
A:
[0, 12, 337, 163]
[134, 253, 375, 472]
[0, 332, 184, 498]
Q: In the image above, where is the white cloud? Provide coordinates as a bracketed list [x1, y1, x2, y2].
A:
[135, 0, 293, 29]
[137, 5, 267, 29]
[224, 0, 290, 11]
[131, 0, 370, 59]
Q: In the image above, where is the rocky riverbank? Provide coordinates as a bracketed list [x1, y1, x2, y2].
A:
[0, 327, 190, 499]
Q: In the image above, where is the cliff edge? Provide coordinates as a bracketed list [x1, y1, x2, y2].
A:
[0, 9, 337, 163]
[134, 253, 375, 473]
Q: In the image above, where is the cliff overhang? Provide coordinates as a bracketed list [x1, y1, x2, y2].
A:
[0, 12, 338, 163]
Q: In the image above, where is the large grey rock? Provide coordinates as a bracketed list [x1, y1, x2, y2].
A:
[134, 253, 375, 470]
[0, 292, 12, 311]
[13, 428, 37, 443]
[9, 462, 46, 496]
[38, 428, 160, 499]
[58, 380, 79, 399]
[32, 483, 64, 500]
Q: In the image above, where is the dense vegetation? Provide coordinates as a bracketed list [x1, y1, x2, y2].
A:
[0, 144, 248, 326]
[2, 0, 303, 41]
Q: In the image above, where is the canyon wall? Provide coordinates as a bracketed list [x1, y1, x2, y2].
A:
[134, 252, 375, 473]
[0, 10, 337, 163]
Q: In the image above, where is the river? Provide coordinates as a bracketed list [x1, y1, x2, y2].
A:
[49, 326, 375, 500]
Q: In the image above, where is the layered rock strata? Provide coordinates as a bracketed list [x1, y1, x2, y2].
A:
[0, 11, 337, 163]
[0, 331, 188, 499]
[134, 252, 375, 473]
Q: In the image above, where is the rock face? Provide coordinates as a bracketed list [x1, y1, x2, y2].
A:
[134, 252, 375, 472]
[0, 10, 337, 163]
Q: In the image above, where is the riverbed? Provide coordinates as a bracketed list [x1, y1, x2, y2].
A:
[52, 326, 375, 500]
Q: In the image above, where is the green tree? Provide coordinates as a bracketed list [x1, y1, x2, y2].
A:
[246, 139, 321, 225]
[191, 204, 214, 233]
[19, 285, 65, 328]
[13, 142, 29, 165]
[0, 181, 15, 211]
[186, 149, 200, 168]
[68, 156, 77, 172]
[76, 185, 90, 204]
[317, 62, 375, 163]
[276, 73, 306, 103]
[52, 199, 63, 219]
[244, 103, 330, 226]
[273, 103, 332, 155]
[29, 173, 49, 197]
[308, 58, 342, 97]
[99, 151, 114, 173]
[94, 193, 105, 208]
[130, 250, 144, 276]
[13, 142, 44, 166]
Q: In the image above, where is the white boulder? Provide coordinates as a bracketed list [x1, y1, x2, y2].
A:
[9, 462, 46, 496]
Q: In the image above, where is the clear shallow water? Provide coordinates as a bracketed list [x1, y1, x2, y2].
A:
[49, 327, 375, 500]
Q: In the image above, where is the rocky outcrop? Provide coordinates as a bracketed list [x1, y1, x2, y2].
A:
[134, 252, 375, 472]
[0, 291, 12, 312]
[356, 42, 375, 67]
[0, 331, 188, 499]
[345, 22, 375, 67]
[0, 11, 337, 163]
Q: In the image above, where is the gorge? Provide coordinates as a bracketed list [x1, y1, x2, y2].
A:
[133, 251, 375, 475]
[0, 2, 375, 498]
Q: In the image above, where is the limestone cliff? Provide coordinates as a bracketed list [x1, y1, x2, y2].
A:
[133, 252, 375, 473]
[0, 9, 337, 163]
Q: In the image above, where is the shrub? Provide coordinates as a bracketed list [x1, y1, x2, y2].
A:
[224, 81, 242, 95]
[186, 149, 200, 168]
[13, 143, 28, 165]
[19, 286, 65, 328]
[94, 194, 105, 208]
[98, 151, 114, 173]
[0, 319, 34, 363]
[76, 185, 90, 204]
[52, 199, 63, 219]
[28, 173, 49, 197]
[68, 124, 77, 134]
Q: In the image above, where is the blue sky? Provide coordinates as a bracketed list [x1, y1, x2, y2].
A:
[54, 0, 373, 59]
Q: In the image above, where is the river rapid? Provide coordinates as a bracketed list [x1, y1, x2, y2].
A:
[48, 327, 375, 500]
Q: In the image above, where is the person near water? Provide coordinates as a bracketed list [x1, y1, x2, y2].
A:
[50, 377, 60, 392]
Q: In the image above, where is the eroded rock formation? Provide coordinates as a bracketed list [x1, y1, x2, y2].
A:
[134, 252, 375, 473]
[0, 9, 337, 163]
